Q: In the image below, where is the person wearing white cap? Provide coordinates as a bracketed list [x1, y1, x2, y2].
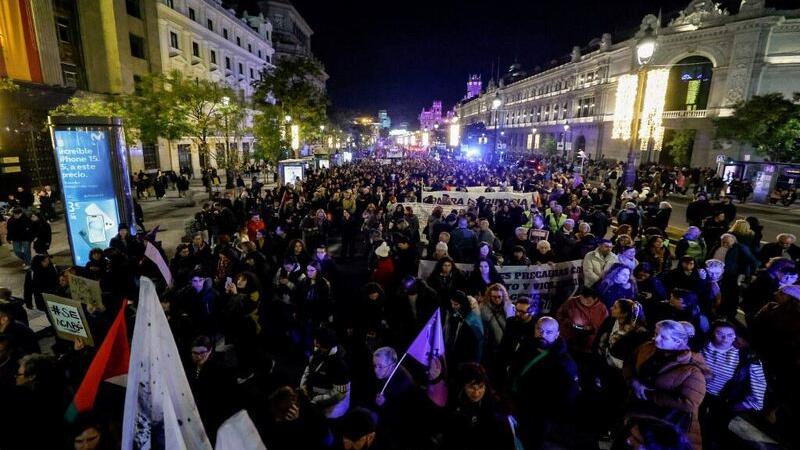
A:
[371, 242, 395, 290]
[432, 241, 449, 261]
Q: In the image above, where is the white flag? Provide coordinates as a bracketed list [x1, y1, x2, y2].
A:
[121, 277, 212, 450]
[405, 308, 447, 406]
[145, 241, 174, 287]
[215, 410, 267, 450]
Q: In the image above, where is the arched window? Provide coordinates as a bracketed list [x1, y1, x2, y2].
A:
[666, 56, 713, 111]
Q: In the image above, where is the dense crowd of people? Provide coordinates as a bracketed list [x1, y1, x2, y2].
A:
[1, 156, 799, 450]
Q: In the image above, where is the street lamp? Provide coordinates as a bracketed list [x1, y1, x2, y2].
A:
[222, 96, 230, 168]
[491, 94, 504, 162]
[623, 24, 658, 186]
[561, 124, 570, 159]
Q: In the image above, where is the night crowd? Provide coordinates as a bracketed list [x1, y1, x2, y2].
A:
[1, 156, 799, 450]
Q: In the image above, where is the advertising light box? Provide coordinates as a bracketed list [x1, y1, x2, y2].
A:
[53, 129, 120, 265]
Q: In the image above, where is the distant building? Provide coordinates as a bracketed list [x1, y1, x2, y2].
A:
[466, 74, 482, 100]
[378, 110, 391, 129]
[456, 0, 800, 167]
[258, 0, 327, 89]
[419, 101, 444, 130]
[0, 0, 275, 189]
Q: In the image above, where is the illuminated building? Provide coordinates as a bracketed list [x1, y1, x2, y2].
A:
[456, 0, 800, 166]
[466, 74, 482, 100]
[1, 0, 275, 187]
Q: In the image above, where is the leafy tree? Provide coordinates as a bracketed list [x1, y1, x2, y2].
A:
[217, 95, 249, 168]
[122, 73, 189, 171]
[253, 57, 328, 158]
[166, 71, 232, 168]
[252, 108, 288, 163]
[0, 77, 18, 91]
[49, 95, 137, 143]
[543, 136, 558, 156]
[664, 129, 695, 166]
[714, 93, 800, 162]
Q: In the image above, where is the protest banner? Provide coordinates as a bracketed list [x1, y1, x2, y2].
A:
[418, 260, 583, 313]
[68, 272, 104, 309]
[44, 293, 94, 346]
[421, 190, 531, 208]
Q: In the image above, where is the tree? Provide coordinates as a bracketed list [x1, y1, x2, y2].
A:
[664, 129, 695, 166]
[122, 73, 189, 172]
[0, 77, 18, 91]
[543, 136, 558, 156]
[217, 95, 249, 169]
[252, 57, 328, 158]
[714, 93, 800, 162]
[166, 71, 232, 169]
[49, 95, 137, 144]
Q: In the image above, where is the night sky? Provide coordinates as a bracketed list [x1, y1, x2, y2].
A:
[239, 0, 789, 125]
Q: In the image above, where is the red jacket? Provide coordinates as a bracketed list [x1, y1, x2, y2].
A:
[371, 257, 396, 290]
[246, 219, 265, 242]
[556, 297, 609, 353]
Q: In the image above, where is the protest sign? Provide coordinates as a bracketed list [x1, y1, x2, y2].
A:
[421, 190, 531, 208]
[44, 293, 94, 346]
[528, 229, 549, 245]
[68, 272, 104, 309]
[418, 259, 583, 313]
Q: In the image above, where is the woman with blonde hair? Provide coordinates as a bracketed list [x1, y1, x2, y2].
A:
[624, 320, 710, 450]
[728, 219, 756, 254]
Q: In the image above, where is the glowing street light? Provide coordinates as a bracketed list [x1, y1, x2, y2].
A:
[290, 124, 300, 151]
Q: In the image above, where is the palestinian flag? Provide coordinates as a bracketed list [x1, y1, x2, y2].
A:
[65, 300, 130, 422]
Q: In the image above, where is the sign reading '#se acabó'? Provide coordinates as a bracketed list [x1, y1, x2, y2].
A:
[43, 293, 94, 346]
[53, 130, 120, 266]
[418, 259, 583, 313]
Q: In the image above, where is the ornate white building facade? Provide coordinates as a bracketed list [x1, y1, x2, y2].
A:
[456, 0, 800, 167]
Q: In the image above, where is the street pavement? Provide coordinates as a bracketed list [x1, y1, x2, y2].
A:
[664, 195, 800, 243]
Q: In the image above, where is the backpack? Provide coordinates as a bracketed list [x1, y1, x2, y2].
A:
[684, 239, 705, 261]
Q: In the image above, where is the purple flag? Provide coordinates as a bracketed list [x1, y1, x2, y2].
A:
[406, 308, 447, 406]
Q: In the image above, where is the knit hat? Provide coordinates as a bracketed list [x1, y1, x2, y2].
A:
[625, 202, 637, 209]
[374, 242, 390, 258]
[779, 284, 800, 302]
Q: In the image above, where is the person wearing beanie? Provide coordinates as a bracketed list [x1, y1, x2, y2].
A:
[432, 241, 449, 260]
[109, 222, 135, 256]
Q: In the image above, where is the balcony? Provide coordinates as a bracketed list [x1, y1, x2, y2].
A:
[662, 110, 708, 119]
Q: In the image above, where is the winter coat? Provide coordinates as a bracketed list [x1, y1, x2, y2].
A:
[624, 342, 709, 450]
[479, 300, 515, 354]
[555, 297, 609, 353]
[582, 249, 619, 287]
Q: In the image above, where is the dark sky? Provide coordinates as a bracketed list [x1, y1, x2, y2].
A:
[243, 0, 771, 125]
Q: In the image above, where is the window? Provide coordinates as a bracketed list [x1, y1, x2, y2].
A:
[126, 0, 141, 17]
[266, 55, 271, 64]
[238, 63, 243, 74]
[61, 64, 78, 88]
[223, 28, 228, 39]
[192, 42, 199, 57]
[129, 34, 146, 59]
[562, 103, 568, 120]
[169, 31, 179, 49]
[210, 50, 217, 64]
[250, 67, 254, 78]
[56, 17, 71, 43]
[248, 43, 252, 53]
[207, 19, 213, 31]
[236, 36, 241, 47]
[188, 8, 195, 21]
[225, 57, 231, 70]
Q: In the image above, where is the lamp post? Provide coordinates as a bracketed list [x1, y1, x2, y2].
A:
[222, 96, 230, 168]
[624, 25, 657, 187]
[491, 94, 503, 163]
[561, 124, 570, 160]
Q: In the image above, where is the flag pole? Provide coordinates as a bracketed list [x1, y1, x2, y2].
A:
[379, 352, 408, 396]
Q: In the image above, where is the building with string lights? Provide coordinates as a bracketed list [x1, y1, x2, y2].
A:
[456, 0, 800, 167]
